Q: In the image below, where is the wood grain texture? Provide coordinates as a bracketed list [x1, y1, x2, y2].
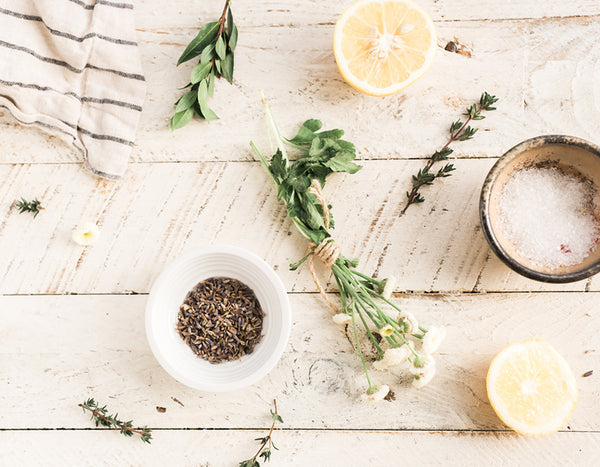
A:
[1, 430, 599, 467]
[0, 9, 598, 164]
[1, 293, 598, 430]
[2, 160, 599, 295]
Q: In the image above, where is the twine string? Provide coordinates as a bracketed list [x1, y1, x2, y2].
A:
[306, 180, 341, 313]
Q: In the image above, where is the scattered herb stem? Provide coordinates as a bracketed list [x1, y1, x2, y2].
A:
[79, 398, 152, 444]
[401, 91, 499, 214]
[15, 197, 43, 218]
[239, 400, 283, 467]
[171, 0, 238, 129]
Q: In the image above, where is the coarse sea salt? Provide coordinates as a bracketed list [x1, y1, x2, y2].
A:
[498, 166, 599, 269]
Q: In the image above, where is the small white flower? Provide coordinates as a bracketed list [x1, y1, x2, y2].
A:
[373, 346, 411, 370]
[379, 324, 394, 337]
[413, 367, 435, 388]
[410, 354, 435, 375]
[380, 276, 397, 299]
[72, 222, 100, 246]
[422, 326, 446, 354]
[332, 313, 352, 325]
[360, 384, 390, 402]
[397, 311, 419, 334]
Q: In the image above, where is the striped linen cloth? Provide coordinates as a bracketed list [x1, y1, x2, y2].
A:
[0, 0, 146, 179]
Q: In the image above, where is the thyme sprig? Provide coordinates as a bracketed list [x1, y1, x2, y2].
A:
[79, 398, 152, 444]
[15, 197, 43, 218]
[239, 400, 283, 467]
[401, 91, 498, 214]
[171, 0, 237, 129]
[251, 95, 445, 399]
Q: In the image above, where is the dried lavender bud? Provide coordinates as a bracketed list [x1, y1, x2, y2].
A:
[177, 277, 264, 363]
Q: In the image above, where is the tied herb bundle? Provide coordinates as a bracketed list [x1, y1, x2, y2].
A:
[251, 96, 446, 400]
[171, 0, 238, 130]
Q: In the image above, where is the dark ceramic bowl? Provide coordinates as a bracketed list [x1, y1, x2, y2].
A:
[480, 135, 600, 283]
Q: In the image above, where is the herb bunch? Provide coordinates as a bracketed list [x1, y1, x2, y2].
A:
[239, 400, 283, 467]
[15, 197, 43, 218]
[401, 92, 498, 214]
[252, 96, 445, 400]
[171, 0, 238, 130]
[79, 398, 152, 443]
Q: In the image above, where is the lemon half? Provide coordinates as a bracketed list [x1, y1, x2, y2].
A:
[486, 339, 578, 436]
[334, 0, 437, 96]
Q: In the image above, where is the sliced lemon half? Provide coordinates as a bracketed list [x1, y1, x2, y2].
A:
[333, 0, 437, 96]
[486, 339, 578, 436]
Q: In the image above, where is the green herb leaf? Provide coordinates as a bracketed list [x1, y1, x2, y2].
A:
[208, 69, 215, 97]
[222, 52, 234, 83]
[215, 58, 222, 74]
[177, 21, 220, 65]
[174, 90, 197, 113]
[190, 62, 212, 84]
[227, 7, 238, 50]
[170, 107, 194, 130]
[200, 43, 215, 65]
[215, 35, 226, 60]
[197, 80, 219, 121]
[324, 152, 361, 174]
[288, 119, 323, 144]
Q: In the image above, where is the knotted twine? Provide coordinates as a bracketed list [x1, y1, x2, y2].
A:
[307, 180, 341, 313]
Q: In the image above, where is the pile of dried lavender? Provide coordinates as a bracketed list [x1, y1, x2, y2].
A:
[177, 277, 264, 363]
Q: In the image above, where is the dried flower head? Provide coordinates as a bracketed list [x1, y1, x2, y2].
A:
[379, 276, 396, 299]
[72, 222, 100, 246]
[397, 311, 419, 334]
[361, 384, 390, 402]
[332, 313, 352, 325]
[373, 346, 411, 371]
[422, 326, 446, 354]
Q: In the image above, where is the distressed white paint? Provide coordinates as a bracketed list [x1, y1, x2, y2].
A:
[0, 293, 598, 430]
[1, 160, 597, 295]
[1, 430, 599, 466]
[0, 10, 599, 163]
[0, 0, 599, 464]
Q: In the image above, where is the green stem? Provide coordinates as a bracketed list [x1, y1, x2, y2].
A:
[352, 306, 373, 389]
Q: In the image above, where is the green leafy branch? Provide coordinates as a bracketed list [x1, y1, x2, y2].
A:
[79, 398, 152, 444]
[171, 0, 238, 129]
[401, 91, 498, 214]
[239, 400, 283, 467]
[15, 197, 43, 218]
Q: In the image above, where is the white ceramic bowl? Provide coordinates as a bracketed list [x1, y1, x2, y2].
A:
[145, 245, 291, 392]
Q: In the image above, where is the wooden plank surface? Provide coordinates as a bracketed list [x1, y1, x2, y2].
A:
[3, 159, 599, 295]
[1, 0, 600, 464]
[1, 11, 599, 164]
[1, 430, 599, 467]
[1, 293, 597, 430]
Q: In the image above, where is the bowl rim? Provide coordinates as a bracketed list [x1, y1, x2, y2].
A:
[480, 134, 600, 283]
[145, 244, 291, 391]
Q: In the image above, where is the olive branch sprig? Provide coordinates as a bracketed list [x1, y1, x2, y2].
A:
[401, 92, 498, 214]
[15, 197, 43, 218]
[79, 398, 152, 444]
[239, 400, 283, 467]
[171, 0, 238, 129]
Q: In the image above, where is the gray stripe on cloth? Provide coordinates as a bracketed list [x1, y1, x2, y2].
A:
[0, 78, 143, 111]
[0, 102, 118, 179]
[66, 0, 133, 10]
[0, 7, 137, 46]
[77, 127, 135, 146]
[0, 39, 146, 81]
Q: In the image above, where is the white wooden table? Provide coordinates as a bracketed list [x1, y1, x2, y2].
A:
[1, 0, 600, 465]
